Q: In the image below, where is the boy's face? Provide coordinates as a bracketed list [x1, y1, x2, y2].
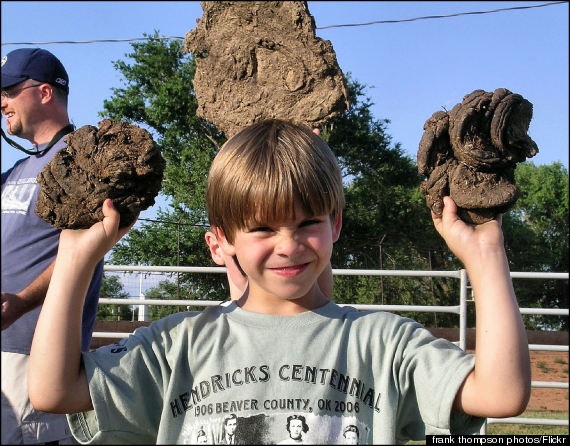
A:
[215, 202, 341, 313]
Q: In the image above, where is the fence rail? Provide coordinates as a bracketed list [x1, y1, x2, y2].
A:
[98, 265, 569, 432]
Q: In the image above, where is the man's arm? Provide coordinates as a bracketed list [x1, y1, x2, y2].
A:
[433, 197, 531, 418]
[2, 260, 55, 330]
[29, 199, 133, 414]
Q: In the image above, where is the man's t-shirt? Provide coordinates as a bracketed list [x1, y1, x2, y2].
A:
[1, 138, 102, 354]
[68, 301, 483, 444]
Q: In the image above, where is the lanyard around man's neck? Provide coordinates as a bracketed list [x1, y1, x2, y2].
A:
[1, 123, 75, 156]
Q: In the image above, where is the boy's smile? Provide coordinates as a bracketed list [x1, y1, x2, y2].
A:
[268, 263, 310, 277]
[216, 202, 342, 315]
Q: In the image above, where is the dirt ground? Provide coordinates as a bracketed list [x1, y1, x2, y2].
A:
[527, 350, 569, 412]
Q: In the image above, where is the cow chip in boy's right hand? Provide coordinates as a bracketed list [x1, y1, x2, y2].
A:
[35, 118, 165, 229]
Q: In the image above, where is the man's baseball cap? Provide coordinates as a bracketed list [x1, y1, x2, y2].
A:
[1, 48, 69, 93]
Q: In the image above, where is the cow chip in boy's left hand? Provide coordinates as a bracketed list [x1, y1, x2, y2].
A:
[417, 88, 539, 224]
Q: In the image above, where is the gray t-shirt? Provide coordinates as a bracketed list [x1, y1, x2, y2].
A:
[1, 138, 102, 354]
[68, 301, 483, 444]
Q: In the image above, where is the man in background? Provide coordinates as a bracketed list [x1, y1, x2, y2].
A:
[1, 47, 103, 444]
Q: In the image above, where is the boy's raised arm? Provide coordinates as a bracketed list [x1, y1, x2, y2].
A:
[29, 199, 134, 414]
[433, 197, 531, 419]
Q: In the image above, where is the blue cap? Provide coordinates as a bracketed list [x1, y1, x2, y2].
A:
[1, 48, 69, 93]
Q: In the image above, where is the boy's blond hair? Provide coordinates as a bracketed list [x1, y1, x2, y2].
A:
[207, 119, 344, 243]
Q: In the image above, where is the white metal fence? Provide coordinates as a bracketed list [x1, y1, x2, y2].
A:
[98, 265, 569, 431]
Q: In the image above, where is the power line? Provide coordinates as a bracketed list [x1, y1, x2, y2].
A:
[1, 1, 565, 46]
[1, 36, 182, 46]
[317, 1, 566, 29]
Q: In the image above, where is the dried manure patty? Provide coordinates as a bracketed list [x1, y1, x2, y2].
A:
[183, 1, 349, 138]
[417, 88, 538, 224]
[36, 119, 165, 229]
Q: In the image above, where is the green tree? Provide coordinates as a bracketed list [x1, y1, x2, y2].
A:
[97, 274, 134, 321]
[502, 162, 569, 329]
[100, 31, 225, 213]
[141, 278, 225, 321]
[143, 280, 184, 321]
[100, 32, 229, 302]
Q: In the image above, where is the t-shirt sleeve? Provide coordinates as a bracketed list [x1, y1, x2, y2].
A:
[392, 320, 485, 440]
[66, 313, 188, 444]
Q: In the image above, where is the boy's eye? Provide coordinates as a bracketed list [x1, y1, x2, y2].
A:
[300, 219, 322, 227]
[249, 226, 272, 233]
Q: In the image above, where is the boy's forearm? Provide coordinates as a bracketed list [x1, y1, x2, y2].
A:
[458, 247, 531, 417]
[28, 248, 94, 413]
[432, 199, 531, 417]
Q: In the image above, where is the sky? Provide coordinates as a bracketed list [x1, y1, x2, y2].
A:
[2, 1, 568, 223]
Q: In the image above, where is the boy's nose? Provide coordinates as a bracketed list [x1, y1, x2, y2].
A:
[274, 233, 300, 256]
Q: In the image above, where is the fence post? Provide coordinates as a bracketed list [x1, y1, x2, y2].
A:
[138, 272, 147, 322]
[459, 269, 468, 352]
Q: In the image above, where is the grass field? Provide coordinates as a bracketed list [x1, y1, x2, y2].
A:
[486, 410, 569, 435]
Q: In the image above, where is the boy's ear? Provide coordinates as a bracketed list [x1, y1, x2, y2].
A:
[212, 226, 237, 256]
[205, 231, 225, 266]
[332, 210, 342, 243]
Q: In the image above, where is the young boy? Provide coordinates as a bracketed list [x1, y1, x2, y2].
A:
[29, 119, 530, 444]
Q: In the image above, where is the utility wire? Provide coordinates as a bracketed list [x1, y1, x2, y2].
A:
[1, 36, 182, 46]
[317, 1, 566, 29]
[1, 1, 565, 46]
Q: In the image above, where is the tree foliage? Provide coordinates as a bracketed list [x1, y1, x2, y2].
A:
[502, 162, 569, 329]
[97, 274, 134, 321]
[100, 33, 568, 329]
[100, 31, 225, 214]
[313, 78, 461, 326]
[100, 32, 230, 302]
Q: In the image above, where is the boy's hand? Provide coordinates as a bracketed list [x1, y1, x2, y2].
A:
[58, 199, 137, 265]
[431, 196, 504, 268]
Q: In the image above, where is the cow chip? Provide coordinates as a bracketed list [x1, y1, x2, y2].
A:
[36, 119, 165, 229]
